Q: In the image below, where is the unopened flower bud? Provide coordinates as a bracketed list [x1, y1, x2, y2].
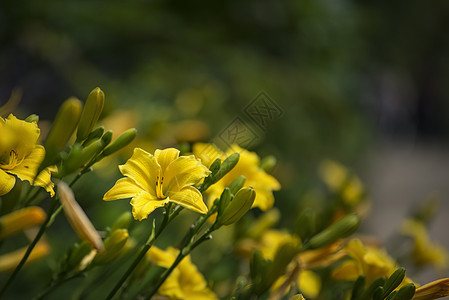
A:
[101, 130, 113, 147]
[217, 188, 231, 217]
[102, 128, 137, 157]
[220, 187, 255, 226]
[77, 87, 105, 142]
[413, 278, 449, 300]
[58, 140, 104, 177]
[303, 214, 360, 250]
[92, 229, 129, 265]
[229, 175, 246, 195]
[0, 207, 46, 241]
[294, 208, 316, 241]
[212, 152, 239, 184]
[382, 268, 406, 298]
[110, 211, 132, 232]
[45, 97, 83, 164]
[58, 181, 104, 252]
[0, 242, 49, 272]
[82, 126, 104, 147]
[391, 283, 415, 300]
[61, 241, 93, 272]
[25, 114, 39, 123]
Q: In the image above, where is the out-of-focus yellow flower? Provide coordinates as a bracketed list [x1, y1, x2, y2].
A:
[104, 148, 210, 220]
[0, 241, 50, 272]
[147, 246, 218, 300]
[332, 239, 413, 286]
[0, 206, 46, 241]
[319, 160, 365, 207]
[193, 143, 280, 211]
[401, 219, 448, 270]
[412, 278, 449, 300]
[298, 270, 321, 299]
[0, 114, 55, 196]
[259, 230, 300, 261]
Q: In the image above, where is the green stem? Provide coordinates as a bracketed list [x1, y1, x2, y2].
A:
[145, 212, 218, 300]
[105, 205, 175, 300]
[0, 196, 60, 298]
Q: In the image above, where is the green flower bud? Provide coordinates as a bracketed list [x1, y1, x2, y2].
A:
[100, 130, 113, 147]
[82, 126, 104, 147]
[229, 175, 246, 195]
[77, 87, 105, 142]
[92, 229, 129, 265]
[260, 155, 276, 173]
[61, 241, 92, 273]
[25, 114, 39, 123]
[212, 152, 239, 183]
[209, 158, 222, 174]
[102, 128, 137, 157]
[351, 275, 366, 300]
[374, 287, 384, 300]
[217, 188, 231, 217]
[382, 268, 406, 298]
[219, 187, 255, 226]
[294, 208, 316, 241]
[266, 240, 300, 287]
[390, 283, 415, 300]
[359, 276, 386, 300]
[110, 211, 132, 232]
[44, 97, 83, 164]
[58, 140, 104, 177]
[250, 250, 270, 291]
[302, 213, 360, 250]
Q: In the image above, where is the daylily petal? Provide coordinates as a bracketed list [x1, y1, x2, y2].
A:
[164, 155, 210, 194]
[104, 177, 145, 201]
[192, 143, 224, 167]
[155, 148, 180, 174]
[34, 166, 57, 197]
[0, 169, 15, 196]
[119, 148, 160, 195]
[251, 189, 275, 211]
[168, 186, 208, 214]
[332, 260, 360, 281]
[298, 270, 321, 299]
[130, 191, 169, 221]
[148, 246, 176, 268]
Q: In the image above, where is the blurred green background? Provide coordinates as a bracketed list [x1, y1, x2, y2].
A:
[1, 0, 449, 297]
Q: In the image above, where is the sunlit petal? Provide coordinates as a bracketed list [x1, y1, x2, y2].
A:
[104, 177, 144, 201]
[164, 155, 210, 193]
[155, 148, 180, 174]
[118, 148, 160, 195]
[0, 169, 15, 196]
[168, 186, 208, 214]
[130, 191, 169, 221]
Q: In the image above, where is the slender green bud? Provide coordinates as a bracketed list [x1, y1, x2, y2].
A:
[100, 130, 113, 147]
[260, 155, 276, 173]
[229, 175, 246, 195]
[250, 250, 270, 290]
[92, 229, 129, 265]
[351, 275, 365, 300]
[303, 214, 360, 250]
[77, 87, 105, 141]
[382, 268, 406, 298]
[110, 211, 132, 232]
[220, 187, 255, 226]
[82, 126, 104, 147]
[374, 287, 384, 300]
[386, 291, 398, 300]
[102, 128, 137, 156]
[25, 114, 39, 123]
[209, 158, 221, 174]
[61, 241, 92, 273]
[45, 97, 83, 163]
[217, 188, 231, 217]
[59, 140, 104, 177]
[294, 208, 316, 241]
[212, 152, 239, 183]
[390, 283, 415, 300]
[359, 276, 386, 300]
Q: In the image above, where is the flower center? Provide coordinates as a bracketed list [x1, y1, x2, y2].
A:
[155, 176, 166, 199]
[0, 150, 23, 170]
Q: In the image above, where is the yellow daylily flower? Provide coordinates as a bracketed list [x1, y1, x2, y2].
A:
[332, 239, 413, 286]
[0, 114, 55, 196]
[103, 148, 210, 220]
[401, 219, 448, 270]
[147, 246, 218, 300]
[193, 143, 280, 211]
